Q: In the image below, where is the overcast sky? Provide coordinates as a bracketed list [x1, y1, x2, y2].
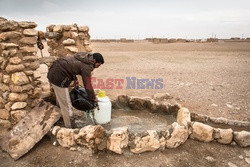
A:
[1, 0, 250, 39]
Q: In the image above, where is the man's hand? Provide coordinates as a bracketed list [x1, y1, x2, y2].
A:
[93, 98, 99, 108]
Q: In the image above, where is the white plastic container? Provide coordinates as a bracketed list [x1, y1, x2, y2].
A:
[94, 96, 112, 124]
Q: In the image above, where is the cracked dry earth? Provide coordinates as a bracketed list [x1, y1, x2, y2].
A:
[1, 41, 250, 167]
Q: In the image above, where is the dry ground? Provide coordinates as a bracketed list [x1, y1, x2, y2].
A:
[1, 41, 250, 167]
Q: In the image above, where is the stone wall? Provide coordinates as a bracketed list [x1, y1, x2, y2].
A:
[46, 24, 92, 57]
[0, 17, 42, 130]
[49, 94, 250, 155]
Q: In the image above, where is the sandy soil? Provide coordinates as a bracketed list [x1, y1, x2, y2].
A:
[1, 41, 250, 167]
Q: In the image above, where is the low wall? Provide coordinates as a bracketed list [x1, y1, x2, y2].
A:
[49, 94, 250, 154]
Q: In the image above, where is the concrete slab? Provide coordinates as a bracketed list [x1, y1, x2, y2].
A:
[0, 101, 61, 160]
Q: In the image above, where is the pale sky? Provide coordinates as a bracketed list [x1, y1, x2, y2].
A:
[1, 0, 250, 39]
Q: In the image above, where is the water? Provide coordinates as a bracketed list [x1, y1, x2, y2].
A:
[102, 109, 176, 130]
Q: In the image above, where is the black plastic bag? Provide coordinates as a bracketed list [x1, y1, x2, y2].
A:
[70, 87, 95, 111]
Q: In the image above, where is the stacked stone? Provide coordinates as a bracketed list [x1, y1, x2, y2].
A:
[50, 94, 250, 154]
[0, 17, 42, 129]
[46, 24, 92, 57]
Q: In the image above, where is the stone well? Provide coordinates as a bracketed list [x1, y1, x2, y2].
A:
[48, 93, 250, 155]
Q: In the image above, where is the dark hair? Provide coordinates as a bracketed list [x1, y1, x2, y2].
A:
[93, 53, 104, 64]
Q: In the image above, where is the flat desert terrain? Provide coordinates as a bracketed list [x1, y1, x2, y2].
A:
[91, 41, 250, 121]
[1, 41, 250, 167]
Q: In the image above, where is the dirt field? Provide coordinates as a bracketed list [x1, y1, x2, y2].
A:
[1, 41, 250, 167]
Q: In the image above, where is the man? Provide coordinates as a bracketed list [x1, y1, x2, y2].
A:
[47, 52, 104, 128]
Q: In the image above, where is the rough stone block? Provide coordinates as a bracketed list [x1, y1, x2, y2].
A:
[0, 31, 22, 41]
[11, 102, 27, 110]
[128, 96, 149, 110]
[19, 37, 37, 45]
[6, 64, 25, 73]
[9, 93, 28, 102]
[78, 26, 89, 32]
[0, 97, 6, 108]
[23, 29, 37, 36]
[18, 21, 37, 28]
[70, 26, 78, 31]
[214, 128, 233, 144]
[53, 25, 63, 32]
[32, 88, 42, 98]
[130, 130, 160, 153]
[74, 125, 105, 149]
[78, 32, 86, 39]
[83, 40, 90, 45]
[0, 43, 19, 50]
[0, 119, 11, 129]
[0, 109, 10, 120]
[56, 128, 76, 148]
[234, 131, 250, 147]
[1, 50, 9, 57]
[9, 49, 17, 57]
[62, 25, 71, 31]
[9, 57, 22, 65]
[177, 107, 191, 126]
[33, 70, 41, 80]
[0, 83, 10, 92]
[107, 127, 128, 154]
[70, 32, 78, 39]
[22, 56, 38, 61]
[2, 75, 10, 84]
[165, 122, 189, 148]
[190, 122, 214, 142]
[63, 39, 75, 45]
[9, 84, 33, 93]
[0, 20, 18, 31]
[117, 95, 130, 107]
[10, 110, 27, 123]
[20, 46, 37, 53]
[64, 46, 78, 53]
[11, 72, 29, 86]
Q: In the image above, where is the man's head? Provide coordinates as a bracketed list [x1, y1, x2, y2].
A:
[93, 53, 104, 68]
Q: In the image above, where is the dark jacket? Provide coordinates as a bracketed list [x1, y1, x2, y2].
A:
[47, 52, 96, 100]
